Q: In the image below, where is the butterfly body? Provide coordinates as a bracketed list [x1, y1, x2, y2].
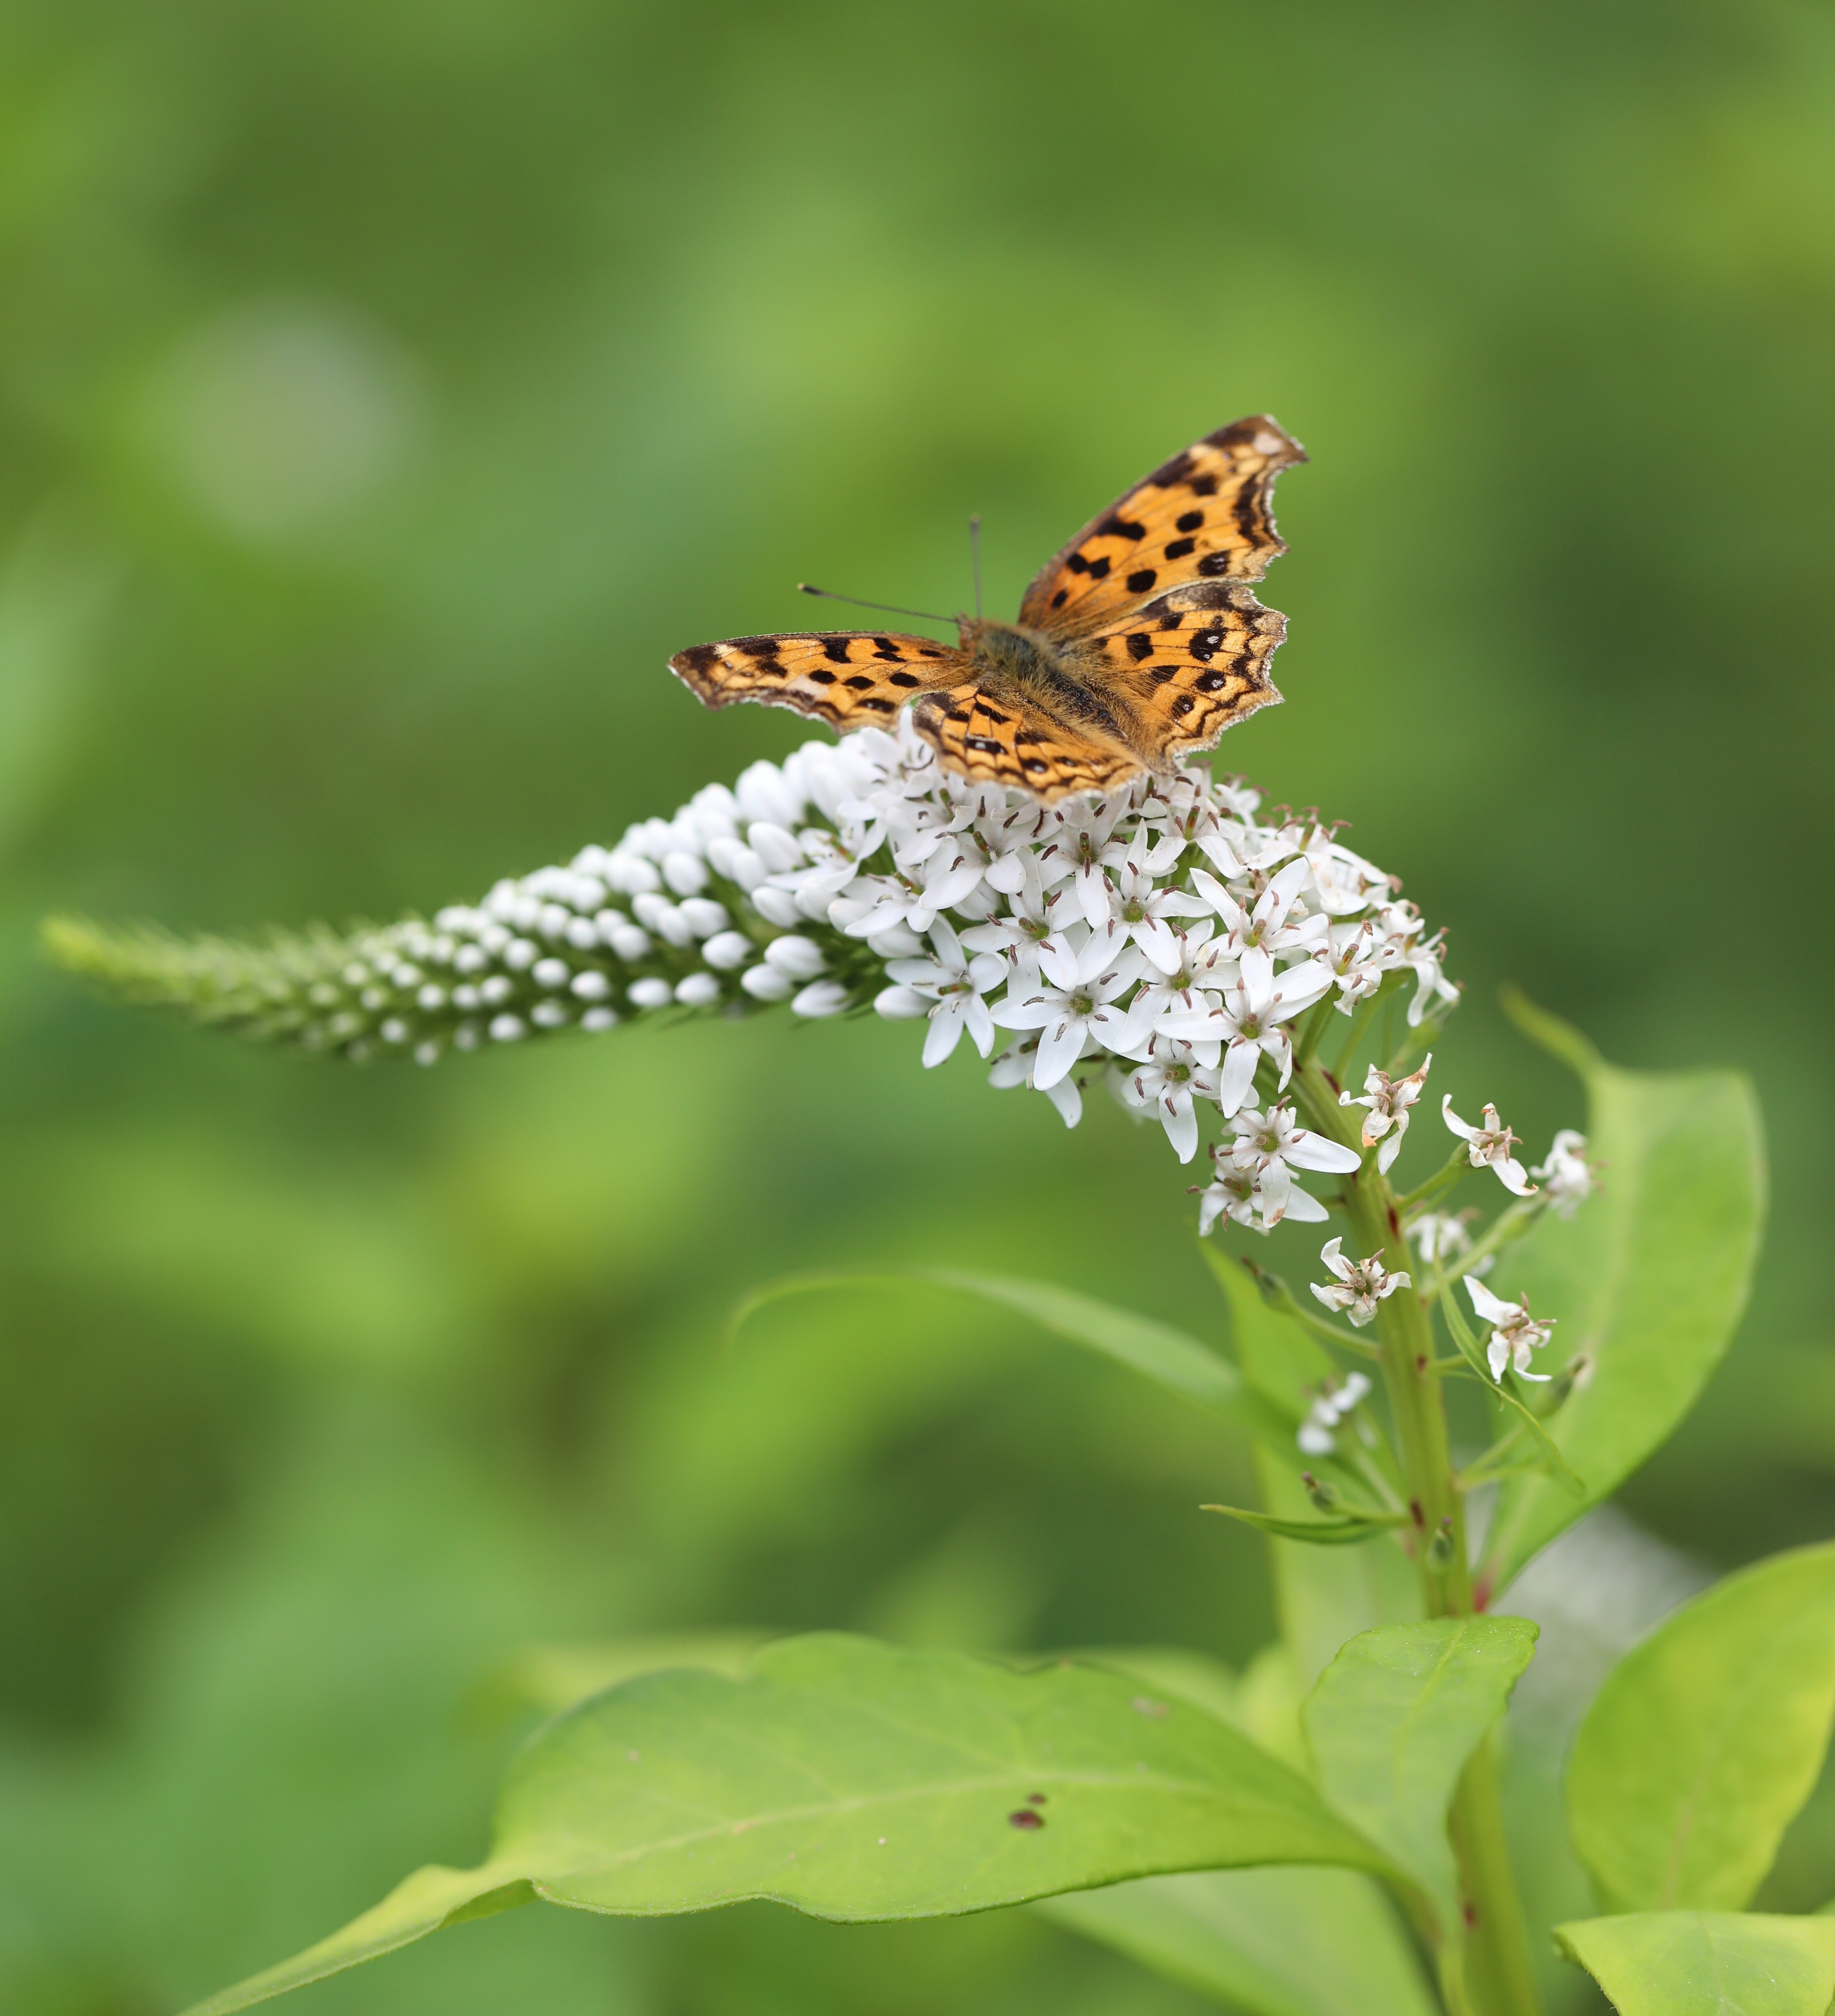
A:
[669, 415, 1306, 802]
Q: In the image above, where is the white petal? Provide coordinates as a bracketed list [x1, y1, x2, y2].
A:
[1041, 1073, 1083, 1127]
[1319, 1235, 1347, 1275]
[1219, 1038, 1261, 1116]
[921, 1006, 966, 1066]
[1284, 1130, 1363, 1174]
[1494, 1156, 1538, 1197]
[1376, 1131, 1402, 1175]
[1282, 1186, 1330, 1222]
[1161, 1096, 1200, 1164]
[1032, 1014, 1087, 1090]
[1441, 1094, 1477, 1141]
[1133, 916, 1184, 975]
[963, 993, 996, 1059]
[1464, 1275, 1517, 1325]
[990, 991, 1058, 1030]
[1487, 1335, 1510, 1382]
[1075, 861, 1111, 927]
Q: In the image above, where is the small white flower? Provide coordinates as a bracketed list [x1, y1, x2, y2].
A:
[1465, 1274, 1556, 1382]
[1341, 1054, 1432, 1174]
[1194, 1156, 1313, 1234]
[1226, 1099, 1364, 1217]
[1408, 1210, 1491, 1277]
[790, 980, 850, 1018]
[1297, 1371, 1372, 1456]
[1034, 794, 1134, 924]
[1162, 946, 1331, 1115]
[1103, 830, 1212, 975]
[1531, 1129, 1597, 1218]
[1121, 1036, 1223, 1163]
[1441, 1096, 1537, 1196]
[1310, 1235, 1411, 1327]
[991, 937, 1144, 1089]
[884, 919, 1007, 1066]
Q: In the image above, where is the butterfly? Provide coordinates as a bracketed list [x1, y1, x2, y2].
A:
[668, 415, 1305, 803]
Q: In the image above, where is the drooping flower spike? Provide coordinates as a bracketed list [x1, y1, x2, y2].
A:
[47, 721, 1465, 1225]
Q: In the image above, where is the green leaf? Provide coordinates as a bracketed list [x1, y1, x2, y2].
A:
[727, 1266, 1297, 1448]
[1554, 1911, 1835, 2016]
[1567, 1542, 1835, 1913]
[1041, 1866, 1438, 2016]
[1302, 1617, 1539, 1936]
[1203, 1502, 1411, 1546]
[472, 1631, 771, 1720]
[184, 1633, 1390, 2013]
[1205, 1248, 1419, 1686]
[1482, 997, 1766, 1594]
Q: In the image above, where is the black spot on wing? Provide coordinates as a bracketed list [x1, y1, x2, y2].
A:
[823, 638, 852, 663]
[1163, 537, 1195, 560]
[1126, 568, 1156, 594]
[1099, 513, 1147, 540]
[1176, 509, 1204, 532]
[1125, 632, 1152, 662]
[889, 670, 920, 687]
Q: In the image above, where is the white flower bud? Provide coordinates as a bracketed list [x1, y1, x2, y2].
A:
[413, 1041, 442, 1066]
[662, 850, 709, 896]
[874, 984, 929, 1019]
[707, 836, 767, 890]
[452, 985, 480, 1011]
[791, 980, 850, 1018]
[538, 903, 572, 939]
[531, 957, 570, 989]
[380, 1018, 409, 1043]
[627, 977, 673, 1009]
[605, 853, 662, 896]
[570, 970, 611, 1001]
[453, 1022, 481, 1050]
[748, 886, 803, 928]
[700, 931, 753, 970]
[606, 923, 653, 962]
[580, 1006, 618, 1032]
[530, 1001, 571, 1027]
[734, 759, 803, 828]
[480, 975, 515, 1006]
[676, 973, 722, 1007]
[747, 822, 806, 873]
[488, 1014, 527, 1042]
[632, 893, 695, 947]
[416, 984, 447, 1011]
[763, 935, 827, 980]
[565, 916, 599, 950]
[678, 897, 730, 938]
[360, 987, 386, 1010]
[504, 938, 539, 971]
[741, 964, 794, 1001]
[454, 944, 488, 975]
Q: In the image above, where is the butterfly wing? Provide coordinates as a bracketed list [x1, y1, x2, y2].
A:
[669, 630, 970, 730]
[1084, 581, 1287, 766]
[1018, 416, 1305, 637]
[911, 685, 1139, 797]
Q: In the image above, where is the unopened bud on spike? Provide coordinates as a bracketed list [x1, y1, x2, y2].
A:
[1302, 1471, 1338, 1513]
[1426, 1517, 1456, 1569]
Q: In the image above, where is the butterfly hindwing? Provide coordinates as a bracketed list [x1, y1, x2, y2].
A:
[911, 683, 1139, 797]
[1086, 581, 1286, 765]
[1018, 416, 1306, 637]
[669, 631, 969, 730]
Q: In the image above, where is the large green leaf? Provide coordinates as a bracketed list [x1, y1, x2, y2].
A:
[1481, 1000, 1765, 1595]
[1567, 1542, 1835, 1913]
[1206, 1252, 1420, 1687]
[728, 1265, 1297, 1448]
[184, 1633, 1389, 2014]
[1302, 1617, 1539, 1937]
[1042, 1866, 1438, 2016]
[1555, 1911, 1835, 2016]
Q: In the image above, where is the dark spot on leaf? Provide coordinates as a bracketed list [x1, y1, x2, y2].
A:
[1008, 1809, 1045, 1830]
[1027, 1792, 1048, 1806]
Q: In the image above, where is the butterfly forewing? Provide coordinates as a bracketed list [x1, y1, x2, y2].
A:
[1018, 417, 1305, 637]
[1087, 581, 1286, 767]
[669, 631, 970, 730]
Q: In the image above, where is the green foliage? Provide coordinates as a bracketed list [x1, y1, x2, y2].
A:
[1302, 1619, 1539, 1937]
[1041, 1869, 1438, 2016]
[188, 1634, 1388, 2012]
[1479, 1003, 1767, 1594]
[1553, 1912, 1835, 2016]
[1567, 1543, 1835, 1913]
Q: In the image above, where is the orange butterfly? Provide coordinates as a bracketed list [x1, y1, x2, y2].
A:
[669, 416, 1305, 803]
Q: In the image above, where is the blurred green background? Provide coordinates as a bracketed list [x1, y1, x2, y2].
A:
[2, 2, 1832, 2010]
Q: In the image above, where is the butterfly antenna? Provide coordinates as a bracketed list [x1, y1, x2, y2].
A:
[969, 514, 982, 619]
[796, 584, 953, 625]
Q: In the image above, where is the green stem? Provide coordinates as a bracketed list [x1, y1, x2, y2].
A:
[1291, 1057, 1541, 2016]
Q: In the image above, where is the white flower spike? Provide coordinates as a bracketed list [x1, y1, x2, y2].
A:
[1441, 1095, 1536, 1196]
[1311, 1236, 1411, 1328]
[1297, 1371, 1372, 1457]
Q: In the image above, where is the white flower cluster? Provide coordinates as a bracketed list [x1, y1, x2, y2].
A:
[265, 720, 1460, 1177]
